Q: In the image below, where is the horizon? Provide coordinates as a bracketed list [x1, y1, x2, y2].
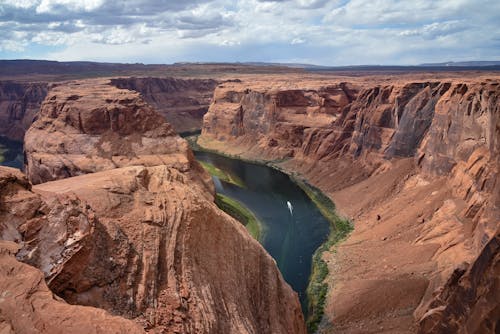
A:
[1, 0, 499, 66]
[2, 58, 500, 68]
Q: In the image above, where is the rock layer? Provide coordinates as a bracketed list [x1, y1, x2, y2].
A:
[111, 77, 218, 133]
[24, 79, 198, 185]
[0, 240, 145, 334]
[199, 75, 500, 333]
[34, 165, 305, 333]
[0, 81, 47, 140]
[5, 79, 306, 334]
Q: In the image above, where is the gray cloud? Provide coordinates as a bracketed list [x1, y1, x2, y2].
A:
[0, 0, 498, 65]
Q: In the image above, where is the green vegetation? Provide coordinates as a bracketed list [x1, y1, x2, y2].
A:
[215, 193, 264, 242]
[296, 179, 353, 333]
[0, 143, 7, 164]
[192, 134, 352, 331]
[185, 135, 202, 151]
[190, 135, 292, 167]
[199, 160, 246, 188]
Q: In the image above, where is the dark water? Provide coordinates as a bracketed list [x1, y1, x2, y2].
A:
[0, 136, 330, 312]
[194, 150, 330, 311]
[0, 136, 23, 169]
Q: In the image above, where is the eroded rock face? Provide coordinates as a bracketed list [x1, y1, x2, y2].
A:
[9, 79, 306, 334]
[24, 79, 198, 185]
[0, 167, 96, 282]
[34, 165, 305, 333]
[0, 240, 145, 334]
[0, 169, 145, 334]
[110, 77, 218, 133]
[202, 82, 358, 161]
[201, 81, 457, 163]
[199, 76, 500, 333]
[0, 81, 47, 140]
[418, 228, 500, 334]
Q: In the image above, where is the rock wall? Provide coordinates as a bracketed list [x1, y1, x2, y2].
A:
[33, 164, 305, 333]
[202, 82, 357, 161]
[0, 240, 145, 334]
[201, 81, 461, 163]
[2, 79, 306, 334]
[0, 81, 47, 140]
[24, 79, 202, 185]
[199, 76, 500, 333]
[0, 76, 217, 142]
[418, 228, 499, 334]
[111, 77, 218, 133]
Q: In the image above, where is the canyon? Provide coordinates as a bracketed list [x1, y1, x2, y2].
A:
[0, 78, 305, 334]
[0, 77, 218, 143]
[0, 65, 498, 333]
[0, 81, 48, 141]
[110, 77, 218, 133]
[199, 73, 500, 333]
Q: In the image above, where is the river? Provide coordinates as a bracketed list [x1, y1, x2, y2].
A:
[194, 150, 330, 311]
[0, 136, 23, 169]
[0, 136, 331, 313]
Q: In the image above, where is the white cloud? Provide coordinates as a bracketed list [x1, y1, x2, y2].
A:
[220, 39, 240, 46]
[0, 0, 499, 65]
[291, 37, 305, 44]
[36, 0, 105, 13]
[1, 0, 38, 9]
[0, 39, 27, 51]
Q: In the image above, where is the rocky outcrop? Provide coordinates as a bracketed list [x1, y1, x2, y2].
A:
[202, 81, 357, 162]
[33, 164, 305, 333]
[417, 228, 499, 334]
[0, 81, 47, 140]
[0, 168, 145, 334]
[0, 240, 145, 334]
[199, 75, 500, 333]
[111, 77, 218, 133]
[24, 79, 201, 185]
[5, 79, 306, 334]
[0, 167, 97, 283]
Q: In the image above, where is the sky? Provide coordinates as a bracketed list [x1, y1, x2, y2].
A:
[0, 0, 499, 66]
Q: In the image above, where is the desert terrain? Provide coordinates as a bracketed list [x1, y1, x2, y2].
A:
[0, 61, 498, 333]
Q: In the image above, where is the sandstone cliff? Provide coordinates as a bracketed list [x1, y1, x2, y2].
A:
[111, 77, 218, 133]
[0, 81, 47, 140]
[3, 79, 306, 334]
[24, 79, 202, 185]
[0, 168, 145, 334]
[198, 75, 500, 333]
[0, 241, 145, 334]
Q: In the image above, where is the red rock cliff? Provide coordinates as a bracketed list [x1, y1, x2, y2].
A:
[199, 75, 500, 333]
[110, 77, 218, 133]
[5, 79, 306, 334]
[0, 81, 47, 140]
[24, 79, 200, 185]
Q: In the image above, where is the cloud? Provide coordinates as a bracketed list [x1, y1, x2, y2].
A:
[0, 0, 499, 65]
[291, 37, 305, 45]
[36, 0, 105, 13]
[399, 20, 467, 39]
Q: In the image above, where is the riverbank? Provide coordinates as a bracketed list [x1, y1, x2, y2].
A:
[198, 160, 245, 188]
[193, 135, 352, 331]
[215, 193, 264, 242]
[0, 146, 5, 163]
[295, 180, 353, 332]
